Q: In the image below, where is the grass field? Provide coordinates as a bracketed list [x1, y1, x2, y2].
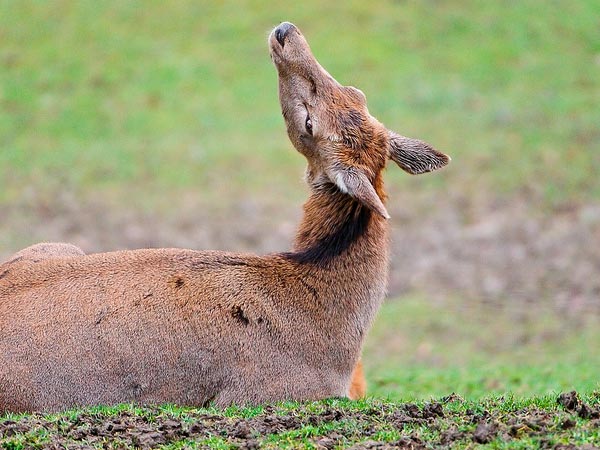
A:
[1, 1, 599, 447]
[1, 0, 599, 207]
[365, 298, 600, 401]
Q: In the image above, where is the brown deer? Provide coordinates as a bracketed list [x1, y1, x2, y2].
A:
[0, 22, 449, 413]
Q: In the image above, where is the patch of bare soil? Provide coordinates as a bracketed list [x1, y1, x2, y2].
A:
[1, 392, 599, 448]
[2, 190, 599, 316]
[390, 194, 600, 316]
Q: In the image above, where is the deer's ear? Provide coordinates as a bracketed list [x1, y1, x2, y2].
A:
[333, 167, 390, 219]
[389, 131, 450, 175]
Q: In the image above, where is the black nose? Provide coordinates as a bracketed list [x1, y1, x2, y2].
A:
[275, 22, 294, 48]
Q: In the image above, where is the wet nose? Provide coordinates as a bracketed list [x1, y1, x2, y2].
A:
[274, 22, 294, 48]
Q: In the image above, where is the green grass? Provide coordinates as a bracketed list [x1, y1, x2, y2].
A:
[2, 396, 600, 449]
[365, 297, 600, 400]
[1, 0, 599, 208]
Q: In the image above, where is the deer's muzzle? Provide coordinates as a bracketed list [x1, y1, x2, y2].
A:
[274, 22, 294, 48]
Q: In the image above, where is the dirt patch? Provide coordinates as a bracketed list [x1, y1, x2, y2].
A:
[558, 391, 600, 420]
[558, 391, 582, 412]
[1, 393, 599, 449]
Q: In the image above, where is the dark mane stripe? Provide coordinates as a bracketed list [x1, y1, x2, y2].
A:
[283, 189, 372, 266]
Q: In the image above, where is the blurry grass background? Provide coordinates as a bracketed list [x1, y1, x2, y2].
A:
[1, 0, 599, 400]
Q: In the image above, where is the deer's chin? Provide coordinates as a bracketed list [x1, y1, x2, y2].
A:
[269, 53, 281, 68]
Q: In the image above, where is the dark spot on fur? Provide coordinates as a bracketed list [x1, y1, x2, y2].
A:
[232, 305, 250, 326]
[95, 308, 108, 325]
[143, 292, 153, 299]
[257, 317, 264, 324]
[0, 269, 9, 280]
[171, 277, 185, 289]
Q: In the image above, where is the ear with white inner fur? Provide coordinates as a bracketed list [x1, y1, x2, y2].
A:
[389, 131, 450, 175]
[333, 168, 390, 219]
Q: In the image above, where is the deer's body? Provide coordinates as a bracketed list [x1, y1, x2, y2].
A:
[0, 22, 448, 413]
[1, 212, 384, 411]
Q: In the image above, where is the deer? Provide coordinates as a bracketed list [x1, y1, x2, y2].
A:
[0, 22, 449, 413]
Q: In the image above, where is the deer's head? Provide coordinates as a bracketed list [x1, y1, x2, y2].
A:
[269, 22, 450, 219]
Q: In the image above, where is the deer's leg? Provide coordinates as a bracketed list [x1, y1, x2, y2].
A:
[348, 359, 367, 400]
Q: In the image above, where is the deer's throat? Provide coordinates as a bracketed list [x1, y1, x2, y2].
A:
[289, 182, 389, 267]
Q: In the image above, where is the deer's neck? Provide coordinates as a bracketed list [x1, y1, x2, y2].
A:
[286, 174, 390, 328]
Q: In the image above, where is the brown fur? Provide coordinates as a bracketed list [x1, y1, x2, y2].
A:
[4, 242, 84, 264]
[0, 22, 449, 413]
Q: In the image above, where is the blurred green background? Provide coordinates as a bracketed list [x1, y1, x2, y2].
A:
[1, 0, 599, 399]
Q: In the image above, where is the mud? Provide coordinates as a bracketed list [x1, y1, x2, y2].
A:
[1, 392, 599, 449]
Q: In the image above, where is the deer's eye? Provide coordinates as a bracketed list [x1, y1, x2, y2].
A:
[305, 115, 313, 135]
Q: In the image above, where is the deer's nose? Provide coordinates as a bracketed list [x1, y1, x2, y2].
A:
[275, 22, 294, 48]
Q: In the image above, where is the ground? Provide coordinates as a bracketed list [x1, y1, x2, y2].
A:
[2, 393, 600, 449]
